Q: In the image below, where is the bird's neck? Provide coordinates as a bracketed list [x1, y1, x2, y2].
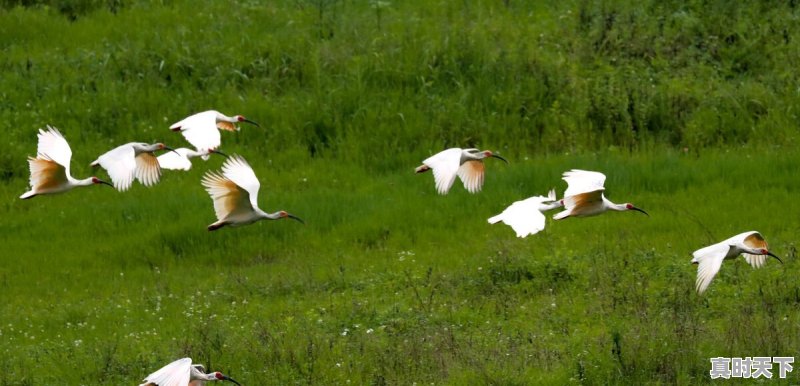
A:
[203, 373, 218, 381]
[74, 177, 95, 187]
[606, 199, 627, 212]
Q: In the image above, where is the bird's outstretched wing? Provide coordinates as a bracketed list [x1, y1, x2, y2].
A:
[37, 126, 73, 177]
[488, 190, 557, 237]
[691, 242, 732, 294]
[27, 157, 68, 192]
[423, 148, 462, 195]
[562, 169, 606, 197]
[158, 148, 193, 171]
[139, 357, 191, 386]
[135, 152, 162, 186]
[173, 111, 221, 153]
[221, 155, 261, 209]
[742, 231, 769, 268]
[457, 160, 485, 193]
[95, 144, 136, 191]
[202, 171, 253, 222]
[181, 125, 221, 154]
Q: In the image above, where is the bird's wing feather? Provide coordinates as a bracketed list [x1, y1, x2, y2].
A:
[423, 148, 461, 195]
[28, 157, 68, 191]
[96, 144, 136, 191]
[457, 160, 485, 193]
[488, 195, 551, 237]
[221, 155, 261, 209]
[158, 148, 193, 171]
[139, 358, 191, 386]
[691, 242, 732, 294]
[135, 153, 162, 186]
[181, 126, 221, 153]
[562, 169, 606, 197]
[741, 232, 769, 268]
[202, 171, 253, 221]
[217, 121, 238, 132]
[36, 126, 72, 177]
[562, 190, 604, 215]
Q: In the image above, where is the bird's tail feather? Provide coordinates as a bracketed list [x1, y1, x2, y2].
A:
[487, 214, 502, 224]
[19, 190, 35, 200]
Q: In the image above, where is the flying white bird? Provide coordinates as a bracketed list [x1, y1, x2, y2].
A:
[553, 169, 648, 220]
[20, 126, 112, 199]
[201, 154, 303, 231]
[691, 231, 782, 294]
[157, 148, 227, 171]
[91, 142, 177, 191]
[139, 357, 240, 386]
[488, 189, 561, 237]
[415, 148, 508, 194]
[170, 110, 259, 155]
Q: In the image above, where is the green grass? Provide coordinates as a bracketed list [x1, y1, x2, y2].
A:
[2, 0, 800, 384]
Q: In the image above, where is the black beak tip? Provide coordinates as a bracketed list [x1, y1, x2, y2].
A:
[493, 154, 509, 164]
[768, 252, 784, 264]
[223, 376, 241, 386]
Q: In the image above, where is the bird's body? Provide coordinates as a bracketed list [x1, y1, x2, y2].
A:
[552, 169, 648, 220]
[488, 189, 561, 237]
[91, 142, 175, 191]
[415, 148, 508, 195]
[158, 148, 224, 171]
[691, 231, 782, 294]
[140, 357, 240, 386]
[170, 110, 259, 155]
[201, 154, 303, 230]
[20, 126, 112, 199]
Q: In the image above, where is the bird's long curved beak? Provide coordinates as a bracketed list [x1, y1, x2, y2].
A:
[491, 154, 509, 164]
[98, 179, 114, 188]
[243, 118, 260, 127]
[210, 148, 229, 157]
[288, 213, 305, 224]
[163, 145, 180, 155]
[767, 251, 783, 264]
[631, 206, 649, 216]
[222, 375, 241, 386]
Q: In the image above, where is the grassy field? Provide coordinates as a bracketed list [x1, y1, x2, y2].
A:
[2, 1, 800, 385]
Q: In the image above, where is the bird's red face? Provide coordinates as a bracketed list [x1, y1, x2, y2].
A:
[760, 249, 769, 255]
[625, 203, 633, 210]
[157, 143, 166, 149]
[236, 115, 246, 122]
[280, 211, 288, 218]
[483, 150, 493, 157]
[92, 177, 101, 184]
[215, 372, 224, 380]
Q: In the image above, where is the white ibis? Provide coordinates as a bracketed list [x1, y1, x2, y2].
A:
[139, 357, 241, 386]
[552, 169, 648, 220]
[692, 231, 782, 294]
[488, 189, 561, 237]
[158, 148, 227, 171]
[201, 154, 303, 231]
[91, 142, 176, 191]
[170, 110, 259, 154]
[415, 148, 508, 194]
[20, 126, 112, 199]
